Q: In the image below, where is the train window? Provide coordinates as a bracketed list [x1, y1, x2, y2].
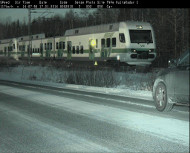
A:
[106, 38, 110, 47]
[47, 43, 49, 50]
[32, 48, 34, 53]
[50, 43, 52, 50]
[112, 38, 116, 47]
[96, 39, 98, 48]
[23, 45, 25, 51]
[80, 46, 83, 54]
[72, 46, 75, 54]
[129, 30, 153, 43]
[45, 43, 47, 50]
[63, 42, 65, 49]
[13, 44, 15, 49]
[75, 30, 79, 34]
[76, 46, 79, 54]
[101, 39, 105, 47]
[59, 42, 65, 49]
[56, 42, 58, 49]
[119, 33, 125, 43]
[38, 48, 39, 53]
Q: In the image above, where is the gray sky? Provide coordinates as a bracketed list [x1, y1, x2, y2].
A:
[0, 9, 87, 23]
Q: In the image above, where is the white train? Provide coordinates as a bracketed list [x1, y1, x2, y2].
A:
[0, 21, 156, 65]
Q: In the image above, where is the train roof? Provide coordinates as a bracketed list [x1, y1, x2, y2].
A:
[65, 22, 119, 36]
[64, 21, 151, 36]
[17, 33, 45, 41]
[0, 38, 15, 44]
[0, 33, 45, 44]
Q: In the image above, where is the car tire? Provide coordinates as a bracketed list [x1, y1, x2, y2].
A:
[154, 82, 173, 111]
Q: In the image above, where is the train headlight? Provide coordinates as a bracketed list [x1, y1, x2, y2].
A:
[136, 25, 143, 29]
[131, 49, 136, 53]
[149, 49, 154, 53]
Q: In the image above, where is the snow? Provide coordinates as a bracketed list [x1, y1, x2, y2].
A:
[0, 65, 154, 101]
[0, 65, 189, 148]
[0, 103, 111, 152]
[0, 84, 189, 147]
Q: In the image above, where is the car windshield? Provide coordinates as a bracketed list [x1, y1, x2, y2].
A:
[177, 50, 189, 66]
[129, 30, 153, 43]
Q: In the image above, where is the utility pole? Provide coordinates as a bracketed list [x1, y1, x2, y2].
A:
[28, 9, 54, 64]
[28, 8, 31, 64]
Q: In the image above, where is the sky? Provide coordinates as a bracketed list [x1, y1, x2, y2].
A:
[0, 9, 86, 23]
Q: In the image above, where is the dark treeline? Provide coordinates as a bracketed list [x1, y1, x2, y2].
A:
[0, 8, 189, 67]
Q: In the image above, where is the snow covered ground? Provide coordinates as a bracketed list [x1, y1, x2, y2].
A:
[0, 65, 189, 152]
[0, 84, 189, 150]
[0, 65, 155, 101]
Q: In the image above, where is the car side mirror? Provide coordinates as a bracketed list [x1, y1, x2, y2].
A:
[168, 59, 177, 68]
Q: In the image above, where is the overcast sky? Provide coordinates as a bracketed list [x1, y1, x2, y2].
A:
[0, 9, 87, 23]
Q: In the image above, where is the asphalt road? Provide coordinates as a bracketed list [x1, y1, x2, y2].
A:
[0, 81, 189, 152]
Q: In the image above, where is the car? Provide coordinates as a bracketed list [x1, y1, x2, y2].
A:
[153, 50, 189, 111]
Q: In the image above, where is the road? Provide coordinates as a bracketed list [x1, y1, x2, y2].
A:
[0, 81, 189, 152]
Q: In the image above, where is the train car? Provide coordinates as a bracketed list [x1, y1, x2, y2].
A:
[17, 33, 45, 59]
[63, 21, 156, 65]
[0, 38, 18, 59]
[0, 34, 46, 60]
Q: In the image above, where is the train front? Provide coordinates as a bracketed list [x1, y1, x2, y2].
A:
[118, 22, 156, 66]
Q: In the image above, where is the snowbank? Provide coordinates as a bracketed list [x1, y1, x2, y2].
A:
[0, 65, 155, 101]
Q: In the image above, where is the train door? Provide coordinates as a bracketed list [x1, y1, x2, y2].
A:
[102, 33, 114, 60]
[45, 40, 52, 59]
[21, 45, 25, 58]
[8, 46, 12, 57]
[101, 38, 106, 59]
[67, 41, 72, 60]
[4, 47, 7, 56]
[58, 42, 64, 58]
[40, 43, 43, 58]
[105, 38, 112, 58]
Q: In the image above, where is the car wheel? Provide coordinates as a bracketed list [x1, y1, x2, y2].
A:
[154, 82, 173, 111]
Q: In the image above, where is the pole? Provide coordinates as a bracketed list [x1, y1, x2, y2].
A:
[28, 8, 31, 64]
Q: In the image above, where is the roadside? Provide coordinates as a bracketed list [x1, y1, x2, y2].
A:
[0, 65, 154, 101]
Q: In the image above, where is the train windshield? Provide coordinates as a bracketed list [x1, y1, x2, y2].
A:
[129, 30, 153, 43]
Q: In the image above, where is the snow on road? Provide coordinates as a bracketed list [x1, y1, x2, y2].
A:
[0, 85, 189, 147]
[0, 103, 111, 152]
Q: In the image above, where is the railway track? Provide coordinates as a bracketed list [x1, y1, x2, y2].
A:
[0, 56, 154, 73]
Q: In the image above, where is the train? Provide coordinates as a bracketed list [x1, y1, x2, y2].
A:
[0, 21, 156, 65]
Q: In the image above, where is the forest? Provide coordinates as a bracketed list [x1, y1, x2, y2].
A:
[0, 8, 189, 67]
